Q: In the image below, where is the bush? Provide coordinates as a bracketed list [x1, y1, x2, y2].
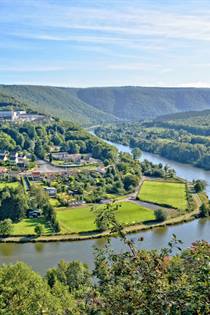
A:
[155, 209, 167, 222]
[34, 224, 44, 236]
[199, 203, 209, 217]
[0, 219, 13, 235]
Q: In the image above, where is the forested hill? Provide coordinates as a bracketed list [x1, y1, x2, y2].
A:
[70, 86, 210, 121]
[0, 85, 117, 126]
[156, 109, 210, 122]
[1, 85, 210, 125]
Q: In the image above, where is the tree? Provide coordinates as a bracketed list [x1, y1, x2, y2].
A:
[34, 224, 44, 236]
[123, 174, 139, 191]
[0, 262, 77, 314]
[49, 152, 53, 163]
[34, 141, 45, 159]
[132, 147, 142, 160]
[92, 203, 119, 231]
[46, 260, 92, 295]
[0, 219, 13, 235]
[68, 141, 79, 154]
[0, 131, 16, 151]
[0, 187, 28, 222]
[194, 180, 206, 193]
[30, 185, 49, 210]
[155, 209, 167, 222]
[199, 203, 209, 217]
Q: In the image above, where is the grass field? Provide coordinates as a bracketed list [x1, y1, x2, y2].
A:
[139, 180, 187, 210]
[56, 201, 155, 234]
[0, 182, 20, 189]
[12, 218, 52, 235]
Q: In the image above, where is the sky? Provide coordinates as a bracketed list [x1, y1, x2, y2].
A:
[1, 0, 210, 87]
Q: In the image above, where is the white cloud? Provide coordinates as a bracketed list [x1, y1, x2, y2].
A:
[4, 1, 210, 44]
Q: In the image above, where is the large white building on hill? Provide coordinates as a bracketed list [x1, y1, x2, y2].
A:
[0, 110, 45, 122]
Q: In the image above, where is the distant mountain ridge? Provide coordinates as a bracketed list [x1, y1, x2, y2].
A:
[1, 85, 210, 125]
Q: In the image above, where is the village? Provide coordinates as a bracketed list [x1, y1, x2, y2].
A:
[0, 147, 105, 214]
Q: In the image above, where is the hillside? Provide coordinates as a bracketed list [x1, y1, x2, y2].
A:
[70, 86, 210, 120]
[156, 109, 210, 121]
[153, 109, 210, 137]
[1, 85, 210, 125]
[0, 85, 118, 125]
[0, 93, 28, 111]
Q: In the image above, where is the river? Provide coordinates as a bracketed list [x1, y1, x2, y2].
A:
[0, 140, 209, 274]
[106, 140, 210, 198]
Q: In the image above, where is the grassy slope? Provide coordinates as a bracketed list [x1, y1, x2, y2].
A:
[139, 180, 187, 210]
[1, 85, 210, 124]
[56, 201, 155, 233]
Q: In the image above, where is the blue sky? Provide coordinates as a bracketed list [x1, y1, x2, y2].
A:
[1, 0, 210, 87]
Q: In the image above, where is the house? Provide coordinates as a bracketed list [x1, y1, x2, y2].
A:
[0, 111, 17, 121]
[16, 154, 27, 168]
[0, 167, 7, 174]
[17, 158, 28, 169]
[30, 171, 41, 181]
[27, 209, 41, 219]
[51, 152, 82, 163]
[44, 187, 57, 197]
[97, 167, 106, 174]
[51, 152, 69, 160]
[99, 199, 111, 204]
[0, 152, 8, 162]
[9, 152, 19, 164]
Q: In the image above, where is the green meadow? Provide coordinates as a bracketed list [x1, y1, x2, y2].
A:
[12, 218, 52, 235]
[139, 180, 187, 210]
[56, 201, 155, 234]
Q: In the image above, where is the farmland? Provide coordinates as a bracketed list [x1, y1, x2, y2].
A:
[56, 201, 155, 234]
[139, 180, 187, 210]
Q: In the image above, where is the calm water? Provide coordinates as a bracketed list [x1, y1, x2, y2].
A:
[0, 139, 209, 274]
[0, 218, 209, 274]
[106, 140, 210, 198]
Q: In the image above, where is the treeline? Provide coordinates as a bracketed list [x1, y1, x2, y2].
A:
[154, 110, 210, 136]
[0, 185, 59, 235]
[0, 121, 117, 163]
[0, 240, 208, 314]
[95, 123, 210, 170]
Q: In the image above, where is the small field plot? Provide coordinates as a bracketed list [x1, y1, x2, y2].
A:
[0, 182, 20, 189]
[139, 180, 187, 210]
[56, 201, 155, 234]
[12, 218, 52, 235]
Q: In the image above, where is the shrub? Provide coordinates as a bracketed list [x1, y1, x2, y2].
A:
[0, 219, 13, 235]
[199, 203, 209, 217]
[34, 224, 44, 236]
[155, 209, 167, 222]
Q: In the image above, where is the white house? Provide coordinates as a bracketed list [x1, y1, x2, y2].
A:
[44, 187, 57, 197]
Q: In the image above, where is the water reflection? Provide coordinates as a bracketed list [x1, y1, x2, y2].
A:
[0, 243, 18, 257]
[0, 218, 209, 274]
[34, 243, 45, 253]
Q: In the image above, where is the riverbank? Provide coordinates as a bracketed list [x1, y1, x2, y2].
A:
[0, 204, 201, 243]
[0, 175, 203, 243]
[96, 136, 210, 198]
